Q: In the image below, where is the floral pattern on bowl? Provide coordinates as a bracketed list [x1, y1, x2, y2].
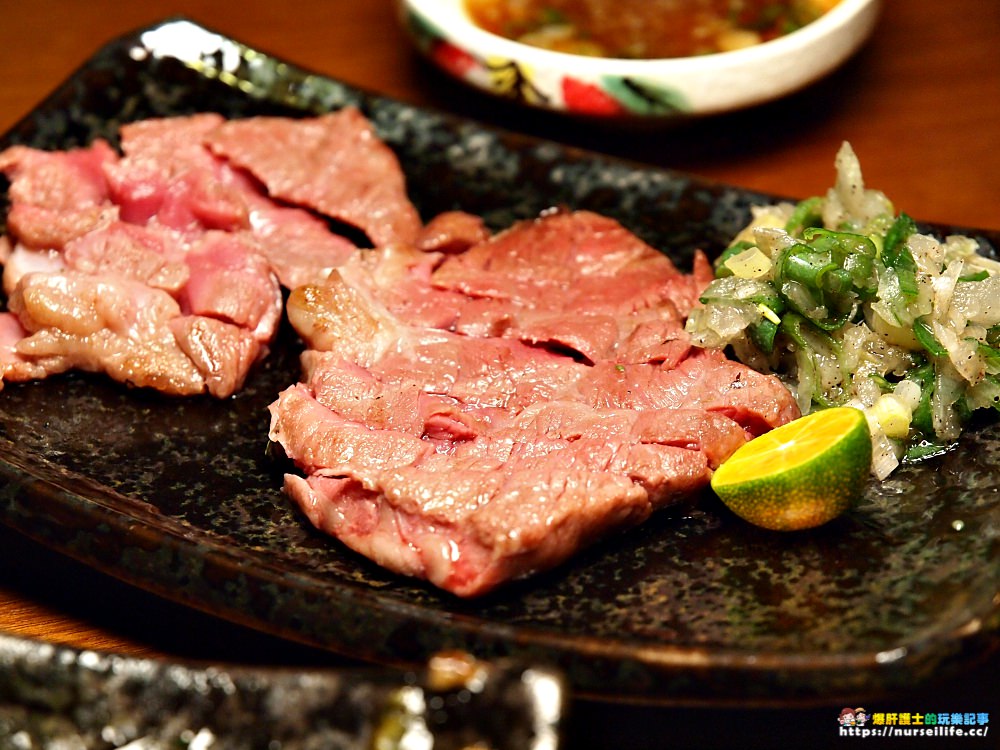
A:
[399, 0, 882, 120]
[404, 6, 689, 117]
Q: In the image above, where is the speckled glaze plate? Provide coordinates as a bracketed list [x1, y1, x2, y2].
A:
[0, 631, 562, 748]
[0, 18, 998, 707]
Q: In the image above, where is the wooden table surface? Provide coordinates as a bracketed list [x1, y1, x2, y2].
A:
[0, 1, 997, 747]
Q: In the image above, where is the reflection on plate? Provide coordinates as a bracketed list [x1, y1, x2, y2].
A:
[0, 17, 998, 706]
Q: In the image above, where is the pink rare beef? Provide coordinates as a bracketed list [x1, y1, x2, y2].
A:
[269, 211, 799, 596]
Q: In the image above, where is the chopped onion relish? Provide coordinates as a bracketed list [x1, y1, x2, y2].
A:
[686, 142, 1000, 478]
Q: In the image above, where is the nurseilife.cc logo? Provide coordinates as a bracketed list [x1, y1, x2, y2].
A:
[838, 707, 870, 727]
[837, 708, 990, 739]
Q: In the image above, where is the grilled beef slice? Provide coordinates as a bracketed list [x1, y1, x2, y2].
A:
[0, 108, 418, 395]
[270, 212, 799, 596]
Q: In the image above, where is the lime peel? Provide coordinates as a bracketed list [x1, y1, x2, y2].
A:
[711, 406, 872, 531]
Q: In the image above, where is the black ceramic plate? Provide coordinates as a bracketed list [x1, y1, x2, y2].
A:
[0, 631, 562, 748]
[1, 17, 997, 706]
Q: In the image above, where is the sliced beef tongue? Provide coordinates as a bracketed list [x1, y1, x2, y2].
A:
[110, 113, 358, 289]
[107, 112, 247, 231]
[0, 140, 119, 249]
[273, 381, 738, 598]
[0, 312, 56, 384]
[427, 210, 717, 364]
[430, 209, 711, 315]
[244, 202, 357, 291]
[178, 231, 282, 343]
[415, 210, 491, 254]
[0, 108, 423, 396]
[270, 268, 799, 597]
[337, 210, 715, 365]
[203, 107, 422, 249]
[62, 222, 190, 294]
[0, 127, 281, 397]
[6, 270, 261, 397]
[575, 350, 801, 436]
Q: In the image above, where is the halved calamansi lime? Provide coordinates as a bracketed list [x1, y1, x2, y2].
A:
[711, 406, 872, 531]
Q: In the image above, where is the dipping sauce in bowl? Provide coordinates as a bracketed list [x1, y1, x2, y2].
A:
[398, 0, 880, 119]
[464, 0, 841, 59]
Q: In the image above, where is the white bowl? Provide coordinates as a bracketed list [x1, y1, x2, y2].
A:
[398, 0, 882, 119]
